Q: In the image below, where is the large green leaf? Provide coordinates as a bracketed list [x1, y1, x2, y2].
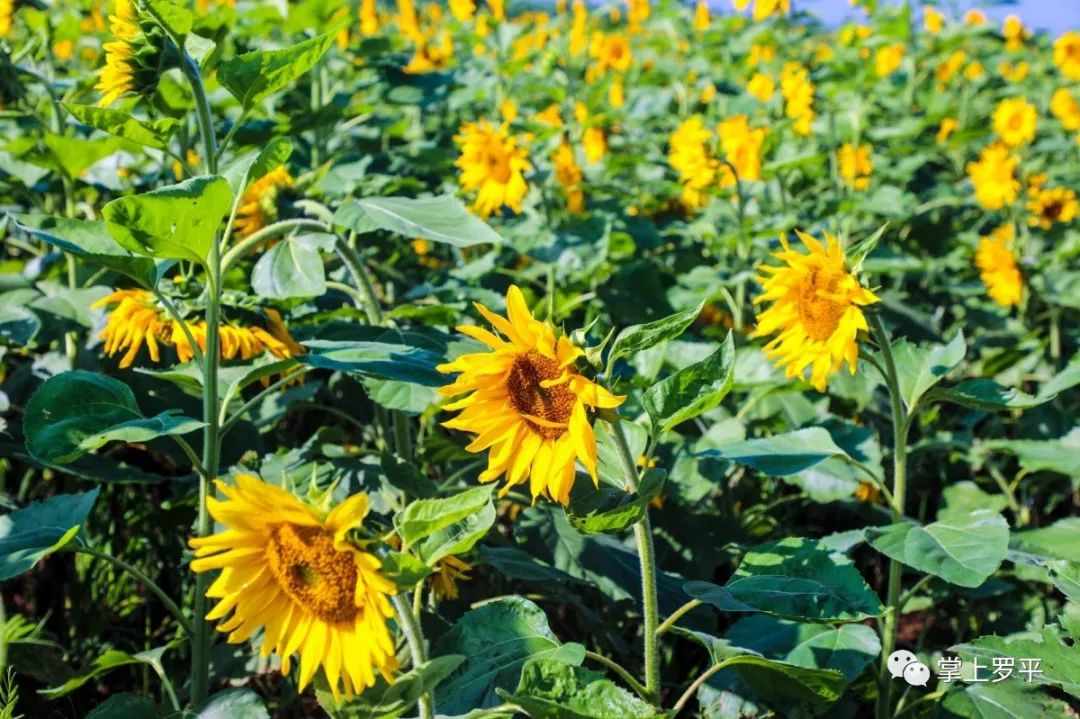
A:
[937, 682, 1074, 719]
[0, 489, 99, 581]
[142, 0, 192, 39]
[102, 175, 232, 264]
[952, 625, 1080, 699]
[217, 27, 341, 108]
[433, 597, 585, 714]
[64, 104, 180, 150]
[724, 615, 880, 682]
[41, 644, 175, 699]
[23, 371, 201, 465]
[643, 333, 735, 433]
[687, 537, 884, 621]
[40, 133, 123, 178]
[198, 689, 269, 719]
[699, 427, 850, 476]
[984, 427, 1080, 477]
[250, 234, 333, 299]
[317, 656, 465, 719]
[885, 332, 966, 412]
[866, 510, 1009, 588]
[223, 139, 294, 195]
[930, 379, 1046, 411]
[300, 339, 446, 387]
[334, 196, 502, 248]
[565, 469, 664, 535]
[1011, 517, 1080, 563]
[85, 694, 161, 719]
[698, 654, 846, 718]
[395, 486, 492, 549]
[499, 658, 659, 719]
[10, 213, 163, 287]
[607, 301, 704, 368]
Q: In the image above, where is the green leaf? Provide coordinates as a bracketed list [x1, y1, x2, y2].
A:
[847, 222, 888, 272]
[1011, 517, 1080, 563]
[866, 510, 1009, 588]
[725, 615, 881, 681]
[565, 469, 665, 535]
[23, 371, 201, 465]
[0, 301, 40, 346]
[41, 645, 174, 699]
[699, 654, 846, 716]
[500, 658, 659, 719]
[40, 133, 123, 178]
[250, 234, 333, 299]
[395, 486, 495, 565]
[984, 428, 1080, 477]
[223, 138, 294, 196]
[143, 0, 193, 38]
[197, 689, 270, 719]
[938, 681, 1075, 719]
[700, 427, 850, 476]
[380, 452, 438, 498]
[85, 693, 161, 719]
[886, 331, 966, 412]
[334, 196, 503, 248]
[317, 656, 464, 719]
[643, 333, 735, 432]
[433, 597, 586, 714]
[478, 547, 586, 586]
[301, 339, 446, 387]
[379, 551, 433, 589]
[10, 213, 163, 287]
[64, 104, 180, 150]
[102, 175, 233, 264]
[687, 537, 885, 621]
[217, 26, 341, 108]
[607, 301, 704, 367]
[930, 379, 1046, 411]
[0, 489, 99, 581]
[952, 625, 1080, 700]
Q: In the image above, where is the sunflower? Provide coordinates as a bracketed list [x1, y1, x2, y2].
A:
[1027, 187, 1078, 230]
[752, 231, 880, 392]
[936, 118, 957, 144]
[874, 44, 904, 78]
[96, 0, 169, 107]
[449, 0, 474, 22]
[747, 72, 774, 102]
[454, 121, 532, 218]
[190, 474, 398, 700]
[590, 32, 632, 74]
[360, 0, 380, 35]
[1003, 15, 1027, 51]
[552, 139, 585, 214]
[437, 285, 625, 504]
[780, 62, 815, 136]
[992, 98, 1037, 147]
[975, 226, 1023, 308]
[234, 166, 295, 239]
[668, 116, 717, 209]
[967, 143, 1019, 210]
[936, 50, 966, 85]
[838, 142, 872, 191]
[430, 556, 473, 600]
[1051, 88, 1080, 131]
[717, 115, 766, 186]
[405, 31, 453, 74]
[582, 127, 606, 164]
[92, 289, 172, 368]
[693, 0, 709, 32]
[0, 0, 13, 36]
[923, 6, 943, 34]
[1054, 31, 1080, 81]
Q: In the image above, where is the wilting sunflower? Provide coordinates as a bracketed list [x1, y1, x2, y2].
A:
[96, 0, 168, 107]
[454, 121, 531, 218]
[430, 556, 473, 600]
[753, 231, 880, 392]
[190, 474, 398, 699]
[437, 285, 625, 504]
[1027, 186, 1078, 230]
[991, 98, 1037, 148]
[967, 143, 1019, 210]
[975, 226, 1023, 308]
[234, 166, 295, 239]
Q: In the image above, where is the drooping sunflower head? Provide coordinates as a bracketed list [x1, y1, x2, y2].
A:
[991, 97, 1037, 148]
[95, 0, 173, 107]
[1027, 186, 1078, 230]
[974, 225, 1023, 308]
[190, 474, 398, 700]
[430, 555, 473, 600]
[91, 288, 172, 368]
[437, 285, 625, 505]
[234, 166, 297, 240]
[752, 230, 880, 392]
[453, 121, 532, 218]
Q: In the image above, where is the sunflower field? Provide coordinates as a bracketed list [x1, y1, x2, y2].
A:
[1, 0, 1079, 716]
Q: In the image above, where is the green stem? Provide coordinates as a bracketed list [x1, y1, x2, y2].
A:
[219, 218, 331, 273]
[608, 419, 661, 704]
[75, 546, 194, 636]
[391, 593, 433, 719]
[870, 312, 909, 719]
[171, 436, 208, 478]
[670, 656, 740, 715]
[584, 650, 651, 700]
[219, 366, 312, 436]
[655, 598, 702, 638]
[335, 235, 386, 325]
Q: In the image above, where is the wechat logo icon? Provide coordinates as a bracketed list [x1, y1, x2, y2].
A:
[888, 650, 930, 687]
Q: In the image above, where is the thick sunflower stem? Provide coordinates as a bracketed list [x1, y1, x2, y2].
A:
[870, 312, 909, 719]
[392, 593, 434, 719]
[608, 419, 661, 705]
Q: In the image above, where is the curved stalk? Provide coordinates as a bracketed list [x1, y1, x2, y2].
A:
[391, 593, 433, 719]
[219, 218, 332, 273]
[608, 419, 661, 704]
[655, 599, 702, 638]
[670, 657, 740, 715]
[584, 650, 650, 700]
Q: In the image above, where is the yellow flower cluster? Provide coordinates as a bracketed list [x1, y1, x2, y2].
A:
[780, 62, 815, 136]
[974, 226, 1023, 308]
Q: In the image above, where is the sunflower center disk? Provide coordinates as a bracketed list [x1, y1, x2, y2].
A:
[797, 267, 847, 342]
[266, 523, 358, 624]
[506, 350, 575, 440]
[482, 143, 513, 183]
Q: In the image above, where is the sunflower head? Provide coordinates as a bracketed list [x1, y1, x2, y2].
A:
[453, 121, 532, 218]
[974, 226, 1023, 308]
[966, 143, 1019, 210]
[752, 230, 880, 392]
[437, 285, 624, 504]
[430, 555, 473, 600]
[837, 142, 872, 191]
[991, 97, 1037, 148]
[190, 474, 398, 700]
[1054, 30, 1080, 81]
[1027, 186, 1078, 230]
[96, 0, 175, 107]
[234, 166, 297, 239]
